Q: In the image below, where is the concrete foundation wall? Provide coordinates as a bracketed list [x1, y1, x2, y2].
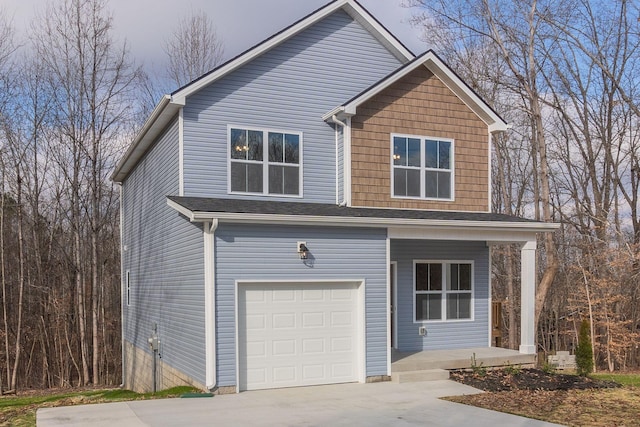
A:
[123, 340, 206, 393]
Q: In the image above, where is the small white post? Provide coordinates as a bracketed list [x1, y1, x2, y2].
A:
[520, 240, 537, 355]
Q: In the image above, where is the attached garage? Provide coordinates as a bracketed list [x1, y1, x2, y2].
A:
[237, 281, 364, 391]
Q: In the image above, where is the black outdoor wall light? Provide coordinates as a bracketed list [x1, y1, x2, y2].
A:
[297, 242, 309, 260]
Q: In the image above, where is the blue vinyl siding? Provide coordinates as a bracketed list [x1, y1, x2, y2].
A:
[182, 10, 402, 203]
[215, 224, 388, 386]
[122, 118, 206, 385]
[390, 240, 489, 351]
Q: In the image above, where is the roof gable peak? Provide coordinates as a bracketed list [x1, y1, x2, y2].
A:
[170, 0, 414, 104]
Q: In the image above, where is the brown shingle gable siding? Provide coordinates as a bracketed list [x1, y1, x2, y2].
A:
[350, 66, 489, 212]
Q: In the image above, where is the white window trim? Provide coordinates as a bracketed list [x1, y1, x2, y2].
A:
[412, 259, 474, 323]
[390, 133, 455, 202]
[227, 124, 303, 198]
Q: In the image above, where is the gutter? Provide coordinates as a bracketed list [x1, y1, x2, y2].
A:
[167, 198, 560, 233]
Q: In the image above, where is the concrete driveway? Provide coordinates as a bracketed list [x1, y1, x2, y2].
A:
[37, 380, 563, 427]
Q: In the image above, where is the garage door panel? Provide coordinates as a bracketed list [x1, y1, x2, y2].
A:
[239, 282, 359, 391]
[302, 312, 325, 327]
[272, 339, 296, 356]
[272, 288, 296, 302]
[273, 313, 296, 329]
[302, 338, 324, 354]
[331, 311, 353, 326]
[302, 288, 324, 301]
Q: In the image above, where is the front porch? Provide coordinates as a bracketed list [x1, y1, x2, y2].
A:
[391, 347, 536, 382]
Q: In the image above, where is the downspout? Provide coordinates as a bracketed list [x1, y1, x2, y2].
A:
[329, 114, 348, 206]
[204, 219, 218, 390]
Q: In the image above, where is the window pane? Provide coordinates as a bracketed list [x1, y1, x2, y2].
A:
[429, 264, 442, 291]
[248, 130, 263, 161]
[230, 162, 247, 192]
[230, 128, 247, 160]
[425, 170, 437, 198]
[416, 263, 428, 291]
[268, 165, 283, 194]
[393, 137, 407, 166]
[247, 163, 263, 193]
[439, 141, 451, 169]
[416, 294, 442, 321]
[393, 168, 406, 196]
[407, 138, 421, 167]
[459, 264, 471, 290]
[449, 264, 459, 291]
[406, 169, 420, 197]
[437, 171, 451, 199]
[283, 165, 299, 195]
[447, 293, 471, 319]
[268, 132, 283, 162]
[285, 134, 299, 164]
[425, 140, 437, 168]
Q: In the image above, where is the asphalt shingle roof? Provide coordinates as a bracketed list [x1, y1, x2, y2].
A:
[167, 196, 539, 224]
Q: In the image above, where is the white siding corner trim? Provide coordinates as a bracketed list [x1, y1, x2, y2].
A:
[204, 220, 218, 389]
[179, 108, 184, 196]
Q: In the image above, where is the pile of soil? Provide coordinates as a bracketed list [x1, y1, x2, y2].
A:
[450, 368, 620, 392]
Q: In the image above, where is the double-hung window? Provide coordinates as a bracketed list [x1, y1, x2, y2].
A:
[392, 135, 453, 200]
[414, 261, 473, 321]
[229, 126, 301, 196]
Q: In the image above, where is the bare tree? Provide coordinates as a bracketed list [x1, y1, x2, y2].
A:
[409, 0, 559, 336]
[31, 0, 140, 386]
[164, 9, 224, 88]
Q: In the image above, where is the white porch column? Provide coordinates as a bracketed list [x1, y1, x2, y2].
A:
[520, 240, 537, 354]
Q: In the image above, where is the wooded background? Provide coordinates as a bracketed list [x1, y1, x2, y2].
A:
[0, 0, 639, 391]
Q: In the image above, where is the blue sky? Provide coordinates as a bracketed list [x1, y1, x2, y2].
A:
[4, 0, 426, 76]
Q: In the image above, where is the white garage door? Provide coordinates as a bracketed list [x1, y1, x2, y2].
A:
[238, 282, 360, 391]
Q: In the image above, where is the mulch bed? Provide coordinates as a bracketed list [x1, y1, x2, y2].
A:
[450, 368, 621, 392]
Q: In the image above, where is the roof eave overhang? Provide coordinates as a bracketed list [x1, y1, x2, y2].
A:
[111, 95, 183, 182]
[167, 199, 560, 235]
[323, 51, 509, 132]
[171, 0, 414, 106]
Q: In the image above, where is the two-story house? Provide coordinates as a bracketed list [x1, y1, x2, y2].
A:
[112, 0, 557, 393]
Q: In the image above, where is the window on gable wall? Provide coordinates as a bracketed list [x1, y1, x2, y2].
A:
[392, 135, 453, 200]
[229, 127, 301, 196]
[414, 261, 473, 321]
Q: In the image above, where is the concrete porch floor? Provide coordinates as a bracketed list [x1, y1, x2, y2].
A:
[392, 347, 536, 372]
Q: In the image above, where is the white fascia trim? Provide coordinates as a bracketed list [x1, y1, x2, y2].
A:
[112, 95, 184, 182]
[331, 52, 508, 132]
[342, 2, 413, 62]
[425, 55, 507, 131]
[166, 198, 560, 233]
[204, 219, 218, 390]
[172, 1, 411, 105]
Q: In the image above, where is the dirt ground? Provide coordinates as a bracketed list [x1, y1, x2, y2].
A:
[447, 369, 640, 427]
[450, 368, 620, 392]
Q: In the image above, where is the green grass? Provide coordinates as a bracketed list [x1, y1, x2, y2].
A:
[0, 386, 202, 427]
[591, 372, 640, 387]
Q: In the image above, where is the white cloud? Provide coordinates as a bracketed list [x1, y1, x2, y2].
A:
[4, 0, 426, 78]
